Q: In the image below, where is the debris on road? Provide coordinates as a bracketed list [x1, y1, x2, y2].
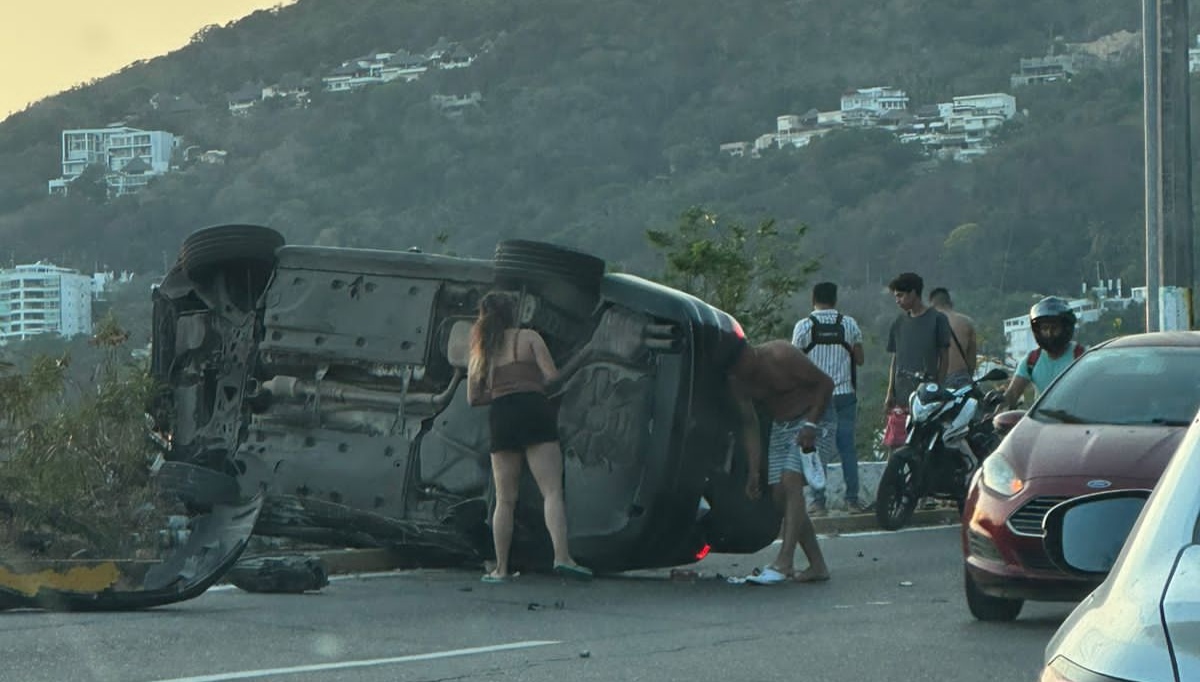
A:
[228, 555, 329, 593]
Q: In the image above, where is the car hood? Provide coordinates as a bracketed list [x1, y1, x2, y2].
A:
[1003, 419, 1182, 481]
[1046, 580, 1175, 682]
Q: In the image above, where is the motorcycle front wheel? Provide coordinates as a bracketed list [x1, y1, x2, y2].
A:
[875, 447, 920, 530]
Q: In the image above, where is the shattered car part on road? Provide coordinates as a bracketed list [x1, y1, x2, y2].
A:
[227, 554, 329, 593]
[0, 494, 261, 611]
[149, 225, 779, 573]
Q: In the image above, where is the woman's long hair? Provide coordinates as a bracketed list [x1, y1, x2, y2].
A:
[469, 292, 517, 381]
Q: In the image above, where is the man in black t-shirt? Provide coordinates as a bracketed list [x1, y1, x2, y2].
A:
[884, 272, 951, 411]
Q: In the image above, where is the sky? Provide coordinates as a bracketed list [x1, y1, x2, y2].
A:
[1, 1, 297, 119]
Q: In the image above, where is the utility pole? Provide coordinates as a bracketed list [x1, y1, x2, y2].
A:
[1143, 0, 1194, 331]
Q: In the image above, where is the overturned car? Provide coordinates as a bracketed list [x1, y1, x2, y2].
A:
[149, 225, 776, 572]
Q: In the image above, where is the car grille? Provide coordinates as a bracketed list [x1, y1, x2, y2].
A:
[1017, 548, 1063, 573]
[1006, 495, 1071, 537]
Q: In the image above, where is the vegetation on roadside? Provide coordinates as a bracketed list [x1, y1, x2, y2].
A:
[647, 207, 819, 341]
[0, 314, 175, 561]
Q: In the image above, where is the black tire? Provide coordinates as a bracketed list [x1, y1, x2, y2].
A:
[494, 240, 605, 291]
[494, 240, 606, 316]
[875, 448, 920, 530]
[179, 224, 284, 277]
[964, 566, 1024, 621]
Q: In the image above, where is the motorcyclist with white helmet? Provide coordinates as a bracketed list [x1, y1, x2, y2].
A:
[1002, 297, 1085, 409]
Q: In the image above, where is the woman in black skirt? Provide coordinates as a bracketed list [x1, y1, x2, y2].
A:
[467, 292, 592, 583]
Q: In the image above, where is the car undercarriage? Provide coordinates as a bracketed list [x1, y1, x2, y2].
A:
[5, 223, 778, 611]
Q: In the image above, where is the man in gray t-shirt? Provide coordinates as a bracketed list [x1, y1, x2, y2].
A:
[885, 272, 951, 409]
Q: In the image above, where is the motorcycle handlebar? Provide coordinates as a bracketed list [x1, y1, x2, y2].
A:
[898, 369, 1010, 389]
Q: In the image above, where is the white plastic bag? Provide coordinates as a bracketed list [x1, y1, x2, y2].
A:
[801, 448, 826, 491]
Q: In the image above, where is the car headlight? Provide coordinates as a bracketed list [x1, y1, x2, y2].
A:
[981, 453, 1024, 497]
[1040, 656, 1134, 682]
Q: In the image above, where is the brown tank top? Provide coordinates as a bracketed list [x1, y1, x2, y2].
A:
[488, 330, 545, 398]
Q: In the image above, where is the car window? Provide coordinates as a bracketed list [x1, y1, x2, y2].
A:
[1031, 347, 1200, 426]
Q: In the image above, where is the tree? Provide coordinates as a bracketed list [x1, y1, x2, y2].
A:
[72, 163, 110, 203]
[646, 206, 820, 340]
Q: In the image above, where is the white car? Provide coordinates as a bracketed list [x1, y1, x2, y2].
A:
[1040, 412, 1200, 681]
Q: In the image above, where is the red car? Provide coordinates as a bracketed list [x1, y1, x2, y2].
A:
[962, 332, 1200, 621]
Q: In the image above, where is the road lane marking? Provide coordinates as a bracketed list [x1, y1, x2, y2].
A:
[145, 640, 561, 682]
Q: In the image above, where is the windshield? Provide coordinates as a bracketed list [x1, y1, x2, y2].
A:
[1032, 346, 1200, 426]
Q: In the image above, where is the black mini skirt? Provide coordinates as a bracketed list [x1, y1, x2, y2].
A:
[489, 391, 560, 453]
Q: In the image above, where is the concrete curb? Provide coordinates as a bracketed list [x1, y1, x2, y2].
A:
[811, 507, 961, 535]
[293, 509, 962, 577]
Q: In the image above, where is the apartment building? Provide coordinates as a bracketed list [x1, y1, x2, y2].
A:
[840, 87, 910, 115]
[0, 263, 94, 343]
[48, 125, 177, 197]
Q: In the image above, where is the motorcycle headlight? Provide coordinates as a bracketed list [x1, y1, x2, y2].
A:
[911, 401, 937, 422]
[981, 453, 1024, 497]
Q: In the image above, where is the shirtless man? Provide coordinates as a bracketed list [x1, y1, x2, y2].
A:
[929, 287, 977, 388]
[728, 339, 834, 584]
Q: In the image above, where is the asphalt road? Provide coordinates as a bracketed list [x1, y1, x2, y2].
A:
[0, 526, 1074, 682]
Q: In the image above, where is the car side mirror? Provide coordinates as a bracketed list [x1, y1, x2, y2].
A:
[992, 409, 1025, 436]
[979, 368, 1009, 382]
[1042, 490, 1151, 575]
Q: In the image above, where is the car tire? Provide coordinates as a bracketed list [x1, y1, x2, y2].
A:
[494, 240, 605, 315]
[494, 240, 605, 289]
[964, 566, 1024, 621]
[875, 448, 919, 530]
[179, 224, 285, 277]
[178, 224, 284, 312]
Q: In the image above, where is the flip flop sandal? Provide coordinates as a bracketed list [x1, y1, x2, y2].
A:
[553, 563, 594, 581]
[746, 567, 789, 585]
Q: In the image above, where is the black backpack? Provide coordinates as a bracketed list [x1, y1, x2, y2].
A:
[802, 314, 856, 388]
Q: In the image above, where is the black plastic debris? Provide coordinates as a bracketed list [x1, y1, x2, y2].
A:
[228, 555, 329, 594]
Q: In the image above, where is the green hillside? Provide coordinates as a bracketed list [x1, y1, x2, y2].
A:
[0, 0, 1153, 303]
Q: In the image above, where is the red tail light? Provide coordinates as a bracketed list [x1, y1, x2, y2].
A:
[731, 318, 745, 339]
[694, 543, 711, 561]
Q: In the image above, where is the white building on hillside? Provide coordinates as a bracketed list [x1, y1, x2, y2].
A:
[840, 87, 909, 115]
[48, 126, 177, 197]
[774, 115, 832, 148]
[0, 263, 94, 343]
[946, 93, 1018, 119]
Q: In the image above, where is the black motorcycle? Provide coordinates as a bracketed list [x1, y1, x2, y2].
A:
[875, 368, 1008, 530]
